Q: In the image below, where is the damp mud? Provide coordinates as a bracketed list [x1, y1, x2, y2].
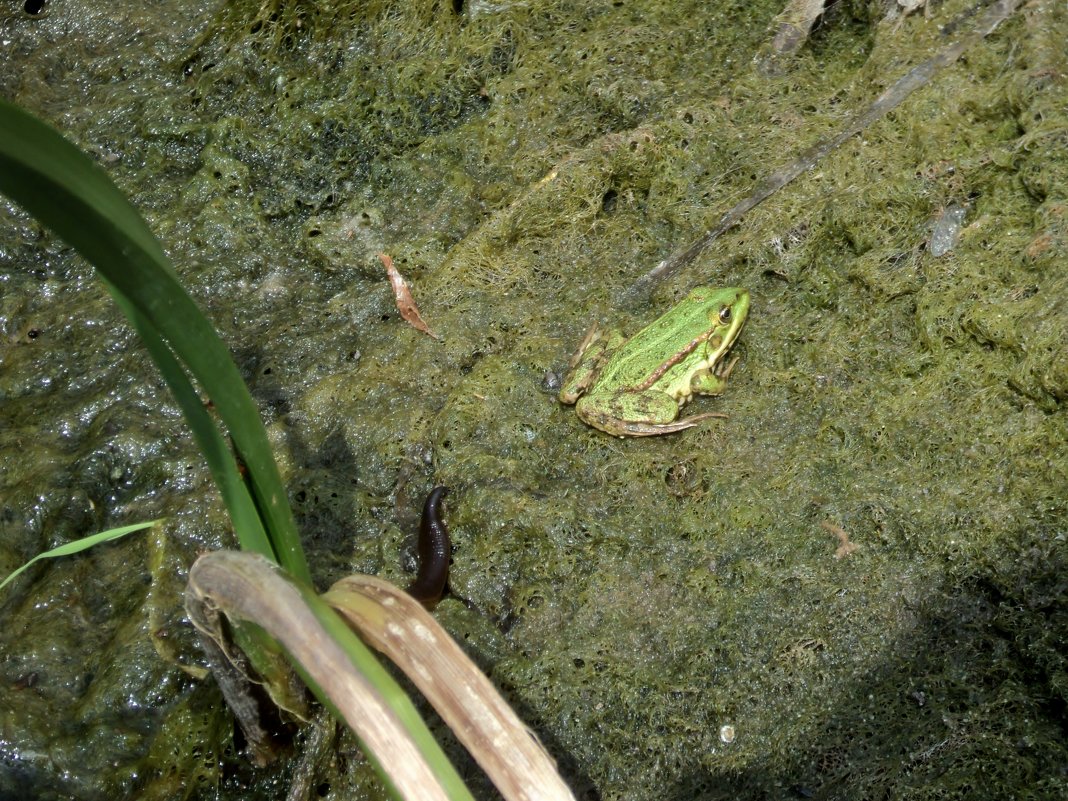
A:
[1, 1, 1066, 799]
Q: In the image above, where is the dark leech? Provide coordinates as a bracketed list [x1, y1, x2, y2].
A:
[407, 486, 451, 609]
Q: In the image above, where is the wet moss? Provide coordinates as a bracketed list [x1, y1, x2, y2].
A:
[2, 0, 1067, 799]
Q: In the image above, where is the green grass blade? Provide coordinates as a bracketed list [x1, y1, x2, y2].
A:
[120, 300, 275, 559]
[0, 99, 310, 585]
[0, 520, 163, 593]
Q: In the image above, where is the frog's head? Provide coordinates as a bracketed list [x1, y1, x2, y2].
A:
[689, 286, 749, 350]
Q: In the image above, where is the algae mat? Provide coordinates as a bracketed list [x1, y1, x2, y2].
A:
[1, 1, 1066, 799]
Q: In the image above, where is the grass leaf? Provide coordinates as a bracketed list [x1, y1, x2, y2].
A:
[1, 520, 163, 593]
[0, 98, 310, 585]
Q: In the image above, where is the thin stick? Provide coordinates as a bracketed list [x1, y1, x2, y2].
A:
[622, 0, 1026, 303]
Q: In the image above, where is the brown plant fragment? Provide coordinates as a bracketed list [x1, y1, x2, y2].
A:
[821, 520, 860, 559]
[378, 252, 441, 341]
[767, 0, 827, 58]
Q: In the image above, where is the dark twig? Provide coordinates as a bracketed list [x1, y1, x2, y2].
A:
[622, 0, 1026, 305]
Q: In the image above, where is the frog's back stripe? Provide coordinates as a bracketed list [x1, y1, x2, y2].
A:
[633, 331, 711, 392]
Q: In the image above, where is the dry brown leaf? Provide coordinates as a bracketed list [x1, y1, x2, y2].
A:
[326, 575, 577, 801]
[378, 252, 441, 341]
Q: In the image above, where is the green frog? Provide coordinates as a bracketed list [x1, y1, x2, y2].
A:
[559, 286, 749, 436]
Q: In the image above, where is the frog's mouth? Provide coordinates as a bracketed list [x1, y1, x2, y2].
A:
[713, 315, 745, 356]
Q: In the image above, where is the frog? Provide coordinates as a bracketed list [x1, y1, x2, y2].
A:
[558, 286, 749, 437]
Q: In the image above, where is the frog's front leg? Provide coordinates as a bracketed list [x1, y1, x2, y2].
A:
[688, 355, 739, 397]
[576, 389, 724, 437]
[558, 325, 626, 404]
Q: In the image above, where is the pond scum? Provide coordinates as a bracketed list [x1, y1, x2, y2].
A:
[1, 0, 1066, 799]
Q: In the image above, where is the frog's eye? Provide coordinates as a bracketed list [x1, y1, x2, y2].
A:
[718, 305, 732, 325]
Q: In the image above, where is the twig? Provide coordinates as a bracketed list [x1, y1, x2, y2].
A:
[622, 0, 1026, 304]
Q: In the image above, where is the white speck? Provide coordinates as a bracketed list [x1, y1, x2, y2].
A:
[719, 724, 736, 744]
[411, 621, 437, 644]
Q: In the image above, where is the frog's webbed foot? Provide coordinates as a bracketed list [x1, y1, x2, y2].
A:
[688, 355, 741, 397]
[716, 355, 740, 380]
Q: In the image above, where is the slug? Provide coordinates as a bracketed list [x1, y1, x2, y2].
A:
[406, 486, 451, 608]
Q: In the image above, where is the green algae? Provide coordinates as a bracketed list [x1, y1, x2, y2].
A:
[2, 0, 1067, 799]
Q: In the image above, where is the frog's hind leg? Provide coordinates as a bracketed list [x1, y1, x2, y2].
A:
[576, 390, 723, 437]
[559, 326, 627, 404]
[612, 411, 726, 436]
